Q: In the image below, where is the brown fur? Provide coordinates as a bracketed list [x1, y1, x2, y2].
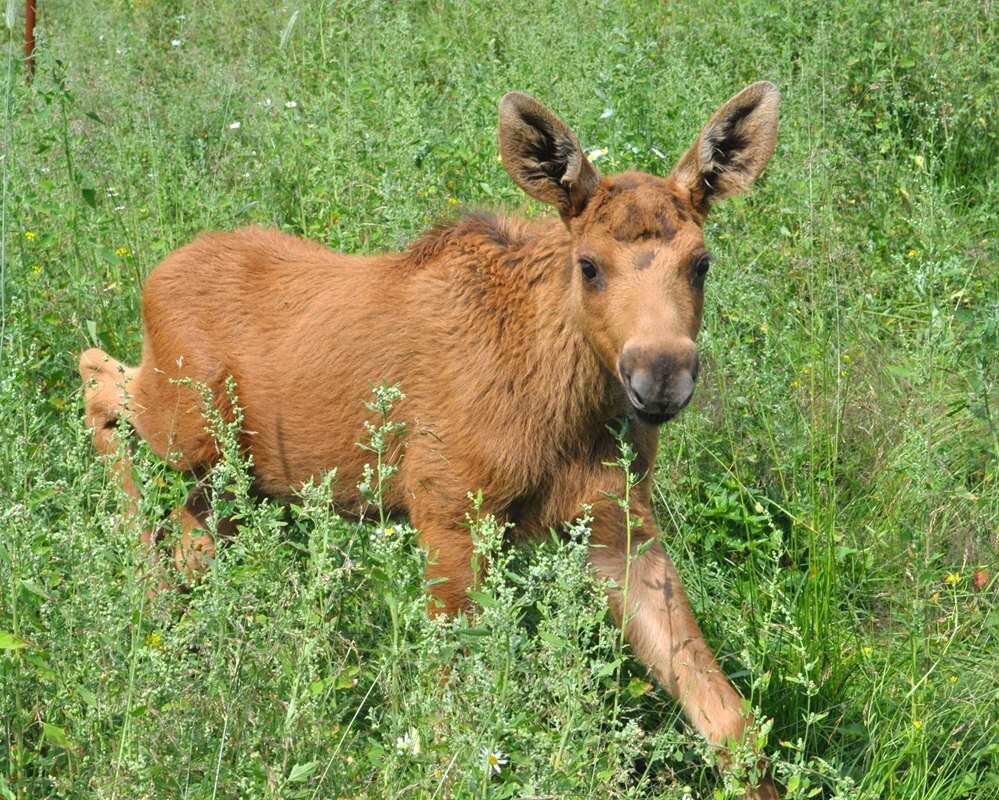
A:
[80, 83, 780, 797]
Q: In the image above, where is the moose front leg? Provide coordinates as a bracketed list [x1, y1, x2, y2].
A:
[587, 499, 777, 798]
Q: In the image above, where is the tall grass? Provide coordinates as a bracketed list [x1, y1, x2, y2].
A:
[1, 1, 996, 798]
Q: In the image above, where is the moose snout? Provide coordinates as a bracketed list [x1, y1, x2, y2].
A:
[618, 343, 699, 424]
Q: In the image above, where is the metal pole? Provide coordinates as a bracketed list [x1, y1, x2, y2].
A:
[25, 0, 36, 82]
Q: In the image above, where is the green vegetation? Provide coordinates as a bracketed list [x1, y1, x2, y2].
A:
[1, 1, 996, 797]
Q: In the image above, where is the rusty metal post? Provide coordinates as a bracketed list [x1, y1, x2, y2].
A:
[25, 0, 36, 82]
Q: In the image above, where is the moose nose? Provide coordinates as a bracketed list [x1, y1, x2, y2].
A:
[618, 345, 698, 423]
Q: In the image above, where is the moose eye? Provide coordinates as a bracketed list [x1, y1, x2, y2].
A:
[692, 254, 712, 286]
[579, 257, 599, 283]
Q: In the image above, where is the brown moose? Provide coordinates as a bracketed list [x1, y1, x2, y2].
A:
[80, 82, 780, 796]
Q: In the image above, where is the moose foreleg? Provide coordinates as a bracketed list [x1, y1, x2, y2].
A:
[587, 500, 777, 798]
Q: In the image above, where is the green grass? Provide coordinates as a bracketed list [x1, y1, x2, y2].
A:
[1, 1, 997, 798]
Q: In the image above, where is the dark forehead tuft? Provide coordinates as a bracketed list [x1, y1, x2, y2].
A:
[583, 172, 697, 242]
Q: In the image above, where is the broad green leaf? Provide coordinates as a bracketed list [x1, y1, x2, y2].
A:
[0, 631, 28, 650]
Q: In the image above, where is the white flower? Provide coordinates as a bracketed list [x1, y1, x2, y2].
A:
[600, 107, 614, 119]
[170, 38, 182, 47]
[395, 729, 420, 755]
[481, 747, 508, 774]
[285, 100, 298, 109]
[228, 121, 241, 130]
[587, 146, 608, 161]
[260, 97, 272, 108]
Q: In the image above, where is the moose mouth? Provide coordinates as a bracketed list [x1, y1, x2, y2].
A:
[623, 385, 694, 426]
[633, 406, 679, 426]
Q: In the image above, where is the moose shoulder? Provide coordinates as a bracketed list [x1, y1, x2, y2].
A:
[80, 82, 780, 797]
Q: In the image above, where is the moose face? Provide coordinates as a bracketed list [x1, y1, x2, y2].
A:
[499, 81, 779, 424]
[499, 82, 779, 424]
[567, 171, 708, 424]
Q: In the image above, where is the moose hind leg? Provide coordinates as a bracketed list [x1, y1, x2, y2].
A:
[79, 347, 141, 502]
[166, 484, 222, 581]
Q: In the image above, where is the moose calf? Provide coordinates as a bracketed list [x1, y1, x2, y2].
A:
[81, 83, 780, 796]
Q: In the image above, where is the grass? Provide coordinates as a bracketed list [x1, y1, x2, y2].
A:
[1, 0, 996, 798]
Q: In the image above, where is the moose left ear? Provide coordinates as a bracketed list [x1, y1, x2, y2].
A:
[670, 81, 779, 212]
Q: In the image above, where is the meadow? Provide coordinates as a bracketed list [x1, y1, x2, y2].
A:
[1, 1, 996, 798]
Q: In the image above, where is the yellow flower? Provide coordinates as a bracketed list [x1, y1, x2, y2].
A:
[115, 246, 130, 257]
[24, 231, 36, 241]
[948, 674, 958, 684]
[862, 645, 873, 657]
[912, 719, 923, 730]
[945, 573, 961, 585]
[145, 631, 162, 649]
[907, 249, 918, 258]
[31, 264, 42, 274]
[447, 197, 459, 206]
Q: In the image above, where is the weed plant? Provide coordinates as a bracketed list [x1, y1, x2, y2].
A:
[1, 1, 996, 798]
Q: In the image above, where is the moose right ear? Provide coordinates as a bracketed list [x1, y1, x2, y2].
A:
[498, 92, 599, 221]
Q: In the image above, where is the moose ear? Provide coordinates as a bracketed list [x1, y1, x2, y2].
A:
[670, 81, 779, 212]
[498, 92, 599, 220]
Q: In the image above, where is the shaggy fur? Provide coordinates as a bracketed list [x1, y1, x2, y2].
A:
[80, 83, 779, 797]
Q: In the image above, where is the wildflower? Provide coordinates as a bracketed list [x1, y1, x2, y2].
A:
[115, 246, 130, 257]
[973, 568, 989, 590]
[31, 264, 41, 274]
[170, 38, 182, 47]
[481, 747, 508, 774]
[145, 631, 162, 649]
[24, 231, 36, 241]
[375, 525, 397, 537]
[228, 121, 241, 130]
[587, 146, 608, 161]
[945, 573, 961, 585]
[284, 100, 298, 109]
[912, 719, 923, 730]
[948, 674, 958, 684]
[447, 197, 458, 206]
[907, 249, 918, 258]
[842, 353, 852, 363]
[862, 645, 873, 657]
[395, 729, 419, 755]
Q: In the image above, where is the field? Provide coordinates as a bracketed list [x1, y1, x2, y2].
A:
[1, 1, 997, 798]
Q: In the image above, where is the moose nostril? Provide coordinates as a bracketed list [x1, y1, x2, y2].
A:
[672, 370, 695, 407]
[627, 367, 656, 408]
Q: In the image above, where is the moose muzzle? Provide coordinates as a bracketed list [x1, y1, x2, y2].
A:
[618, 341, 699, 425]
